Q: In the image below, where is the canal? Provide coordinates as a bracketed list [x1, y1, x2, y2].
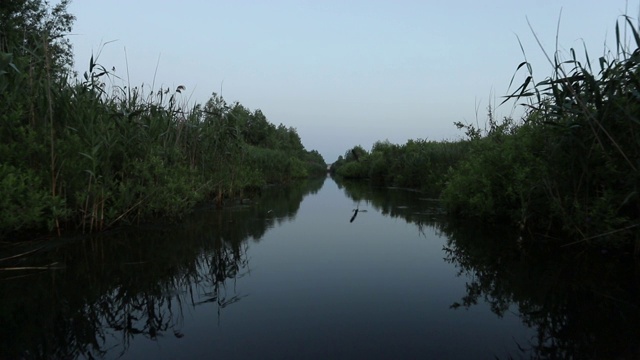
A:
[1, 176, 638, 359]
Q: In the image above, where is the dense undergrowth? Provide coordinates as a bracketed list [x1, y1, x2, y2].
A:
[332, 15, 640, 251]
[330, 139, 470, 197]
[0, 1, 326, 239]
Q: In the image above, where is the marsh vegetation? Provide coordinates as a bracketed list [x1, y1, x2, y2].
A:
[332, 15, 640, 253]
[0, 1, 326, 240]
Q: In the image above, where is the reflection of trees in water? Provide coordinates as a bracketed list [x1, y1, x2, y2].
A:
[0, 230, 253, 359]
[337, 178, 640, 359]
[438, 219, 640, 359]
[0, 177, 325, 359]
[336, 177, 444, 237]
[93, 242, 251, 358]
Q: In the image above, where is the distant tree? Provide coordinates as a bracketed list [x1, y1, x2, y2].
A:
[0, 0, 75, 78]
[345, 145, 367, 162]
[241, 109, 272, 147]
[286, 126, 304, 153]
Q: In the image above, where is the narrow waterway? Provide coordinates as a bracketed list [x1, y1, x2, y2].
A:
[1, 176, 638, 359]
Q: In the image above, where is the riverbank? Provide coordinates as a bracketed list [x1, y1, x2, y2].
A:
[331, 16, 640, 252]
[0, 2, 326, 241]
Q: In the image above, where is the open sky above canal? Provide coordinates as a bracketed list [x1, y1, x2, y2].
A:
[68, 0, 636, 162]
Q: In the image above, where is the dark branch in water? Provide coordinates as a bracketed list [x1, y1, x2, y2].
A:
[350, 209, 359, 223]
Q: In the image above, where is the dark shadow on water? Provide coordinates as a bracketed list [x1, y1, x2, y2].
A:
[0, 177, 325, 359]
[3, 175, 639, 359]
[336, 177, 640, 359]
[438, 218, 640, 359]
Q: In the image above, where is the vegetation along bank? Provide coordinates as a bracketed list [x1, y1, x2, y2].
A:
[331, 16, 640, 253]
[0, 1, 326, 240]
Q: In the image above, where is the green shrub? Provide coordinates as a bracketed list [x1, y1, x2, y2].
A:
[0, 164, 68, 234]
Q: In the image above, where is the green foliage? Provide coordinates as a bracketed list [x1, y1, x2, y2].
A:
[442, 113, 545, 225]
[333, 15, 640, 250]
[301, 149, 328, 176]
[492, 15, 640, 246]
[0, 164, 66, 234]
[440, 16, 640, 249]
[333, 145, 368, 178]
[332, 140, 469, 196]
[0, 0, 75, 77]
[0, 1, 326, 239]
[336, 161, 367, 178]
[243, 146, 310, 184]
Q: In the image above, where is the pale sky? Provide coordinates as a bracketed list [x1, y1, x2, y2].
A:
[68, 1, 637, 163]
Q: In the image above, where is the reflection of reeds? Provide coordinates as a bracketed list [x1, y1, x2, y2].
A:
[0, 225, 252, 358]
[339, 179, 445, 233]
[0, 244, 68, 280]
[84, 242, 251, 358]
[0, 173, 325, 358]
[441, 216, 640, 359]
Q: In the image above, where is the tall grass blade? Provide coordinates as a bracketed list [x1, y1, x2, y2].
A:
[625, 15, 640, 49]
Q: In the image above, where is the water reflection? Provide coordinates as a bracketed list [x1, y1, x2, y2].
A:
[438, 219, 640, 359]
[336, 177, 640, 359]
[2, 176, 639, 359]
[336, 178, 445, 236]
[0, 177, 325, 359]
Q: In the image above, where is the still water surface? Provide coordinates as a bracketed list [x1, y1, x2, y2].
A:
[1, 176, 638, 359]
